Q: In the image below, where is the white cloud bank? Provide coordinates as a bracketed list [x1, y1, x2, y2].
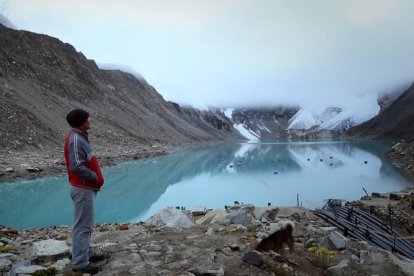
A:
[1, 0, 414, 110]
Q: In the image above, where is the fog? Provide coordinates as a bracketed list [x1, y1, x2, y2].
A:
[1, 0, 414, 109]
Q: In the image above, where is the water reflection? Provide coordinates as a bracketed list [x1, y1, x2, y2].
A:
[0, 141, 410, 228]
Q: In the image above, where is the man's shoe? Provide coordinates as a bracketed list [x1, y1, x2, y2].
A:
[89, 253, 106, 262]
[72, 263, 101, 275]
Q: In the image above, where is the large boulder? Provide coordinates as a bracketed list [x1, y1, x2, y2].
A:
[195, 209, 230, 225]
[229, 209, 253, 226]
[146, 207, 193, 228]
[253, 206, 279, 221]
[319, 232, 348, 251]
[32, 239, 70, 263]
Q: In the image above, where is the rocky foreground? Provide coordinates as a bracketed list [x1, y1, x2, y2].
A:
[2, 201, 414, 276]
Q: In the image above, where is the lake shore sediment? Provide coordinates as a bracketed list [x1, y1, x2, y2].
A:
[1, 194, 414, 275]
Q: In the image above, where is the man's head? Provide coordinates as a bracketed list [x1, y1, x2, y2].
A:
[66, 108, 91, 132]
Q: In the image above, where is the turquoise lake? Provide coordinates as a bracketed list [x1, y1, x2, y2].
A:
[0, 141, 412, 229]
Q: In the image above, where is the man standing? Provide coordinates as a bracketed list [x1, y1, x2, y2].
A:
[64, 108, 105, 274]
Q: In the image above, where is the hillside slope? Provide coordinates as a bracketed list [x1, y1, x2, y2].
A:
[0, 23, 238, 158]
[349, 83, 414, 139]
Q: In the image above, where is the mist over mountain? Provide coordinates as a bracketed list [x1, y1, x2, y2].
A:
[349, 83, 414, 139]
[0, 23, 239, 157]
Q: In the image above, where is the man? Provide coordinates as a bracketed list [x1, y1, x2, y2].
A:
[64, 108, 105, 275]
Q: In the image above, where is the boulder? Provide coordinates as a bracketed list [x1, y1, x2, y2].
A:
[50, 258, 70, 270]
[253, 206, 279, 221]
[5, 167, 14, 173]
[242, 251, 264, 267]
[229, 209, 253, 226]
[192, 206, 207, 216]
[0, 258, 12, 272]
[189, 262, 224, 276]
[196, 209, 230, 225]
[389, 193, 402, 201]
[15, 265, 46, 274]
[320, 231, 348, 251]
[32, 239, 70, 262]
[392, 143, 403, 153]
[325, 260, 349, 276]
[146, 207, 193, 228]
[26, 166, 41, 172]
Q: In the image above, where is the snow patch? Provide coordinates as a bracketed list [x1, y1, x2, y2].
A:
[224, 108, 234, 119]
[234, 124, 260, 141]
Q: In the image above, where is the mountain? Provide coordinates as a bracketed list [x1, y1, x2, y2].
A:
[0, 14, 16, 29]
[226, 107, 299, 140]
[0, 23, 239, 157]
[348, 83, 414, 139]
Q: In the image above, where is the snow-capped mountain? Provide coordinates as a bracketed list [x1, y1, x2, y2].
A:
[287, 94, 380, 136]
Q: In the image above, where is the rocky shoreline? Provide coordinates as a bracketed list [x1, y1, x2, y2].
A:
[0, 143, 185, 183]
[1, 197, 414, 276]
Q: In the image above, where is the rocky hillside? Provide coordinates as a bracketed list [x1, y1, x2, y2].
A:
[349, 83, 414, 139]
[0, 23, 240, 158]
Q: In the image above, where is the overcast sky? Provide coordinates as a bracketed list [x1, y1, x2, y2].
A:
[1, 0, 414, 109]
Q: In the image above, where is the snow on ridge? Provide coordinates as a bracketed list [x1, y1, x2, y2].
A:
[234, 123, 260, 141]
[224, 108, 234, 119]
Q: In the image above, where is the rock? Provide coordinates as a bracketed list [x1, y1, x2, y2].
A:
[26, 166, 41, 172]
[321, 227, 337, 232]
[390, 252, 414, 275]
[32, 239, 70, 262]
[196, 209, 230, 225]
[372, 192, 382, 198]
[50, 258, 70, 270]
[0, 258, 12, 272]
[15, 265, 46, 274]
[325, 260, 349, 276]
[119, 224, 129, 231]
[5, 167, 14, 173]
[253, 206, 279, 221]
[320, 231, 348, 251]
[242, 251, 264, 267]
[389, 193, 401, 201]
[229, 244, 240, 251]
[189, 262, 224, 276]
[392, 143, 403, 153]
[229, 209, 253, 226]
[304, 238, 317, 249]
[192, 206, 207, 216]
[146, 207, 193, 228]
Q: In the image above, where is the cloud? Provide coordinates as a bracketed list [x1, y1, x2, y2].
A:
[1, 0, 414, 110]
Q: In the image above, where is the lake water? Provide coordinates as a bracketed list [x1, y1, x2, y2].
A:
[0, 141, 412, 229]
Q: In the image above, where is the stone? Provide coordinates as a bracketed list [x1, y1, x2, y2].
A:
[392, 143, 403, 153]
[146, 207, 193, 228]
[189, 262, 224, 276]
[320, 231, 348, 251]
[242, 250, 264, 267]
[0, 258, 12, 272]
[304, 238, 317, 249]
[50, 258, 70, 270]
[119, 224, 129, 231]
[32, 239, 70, 261]
[325, 260, 349, 276]
[15, 265, 46, 274]
[229, 209, 253, 226]
[5, 167, 14, 173]
[26, 166, 41, 172]
[229, 243, 240, 251]
[192, 205, 207, 216]
[321, 227, 337, 232]
[253, 206, 279, 221]
[372, 192, 382, 198]
[390, 252, 414, 275]
[196, 209, 230, 225]
[389, 193, 401, 201]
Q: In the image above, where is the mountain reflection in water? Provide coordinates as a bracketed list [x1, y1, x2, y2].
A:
[0, 141, 410, 228]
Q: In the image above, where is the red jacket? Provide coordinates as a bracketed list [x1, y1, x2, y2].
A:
[64, 129, 104, 190]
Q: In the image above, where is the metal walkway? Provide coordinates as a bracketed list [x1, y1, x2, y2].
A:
[312, 201, 414, 260]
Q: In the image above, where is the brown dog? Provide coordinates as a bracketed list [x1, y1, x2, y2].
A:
[255, 220, 295, 258]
